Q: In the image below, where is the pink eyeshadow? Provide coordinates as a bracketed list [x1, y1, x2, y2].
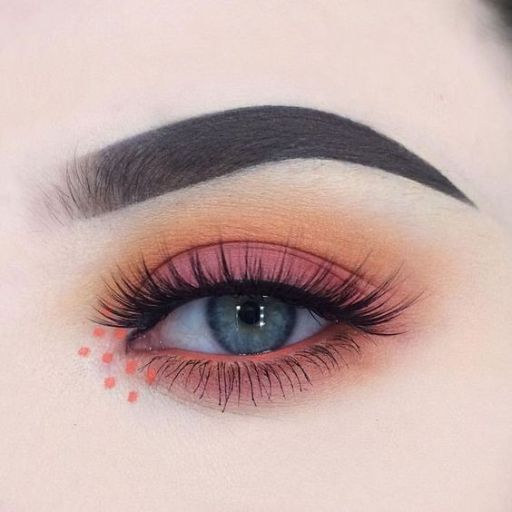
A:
[155, 242, 354, 291]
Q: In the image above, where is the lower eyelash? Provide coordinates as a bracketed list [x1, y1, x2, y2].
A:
[136, 334, 362, 411]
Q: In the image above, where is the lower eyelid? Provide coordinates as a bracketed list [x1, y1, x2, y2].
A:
[130, 326, 360, 410]
[124, 323, 389, 410]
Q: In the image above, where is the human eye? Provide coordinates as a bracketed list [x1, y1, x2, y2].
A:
[66, 105, 472, 412]
[95, 241, 412, 410]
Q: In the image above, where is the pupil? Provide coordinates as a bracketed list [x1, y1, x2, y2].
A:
[238, 300, 261, 325]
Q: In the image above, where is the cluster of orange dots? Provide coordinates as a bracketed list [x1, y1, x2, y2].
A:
[77, 326, 157, 403]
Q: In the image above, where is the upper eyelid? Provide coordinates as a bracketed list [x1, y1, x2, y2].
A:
[48, 105, 474, 220]
[96, 240, 416, 335]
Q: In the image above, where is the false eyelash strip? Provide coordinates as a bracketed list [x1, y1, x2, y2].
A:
[96, 241, 415, 339]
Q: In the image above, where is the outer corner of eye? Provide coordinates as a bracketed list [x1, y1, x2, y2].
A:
[92, 241, 413, 410]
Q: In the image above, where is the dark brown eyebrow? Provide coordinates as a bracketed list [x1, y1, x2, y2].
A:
[52, 105, 474, 218]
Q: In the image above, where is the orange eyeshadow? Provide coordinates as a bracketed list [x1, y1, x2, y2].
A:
[127, 391, 139, 403]
[93, 327, 106, 338]
[114, 328, 126, 340]
[125, 359, 137, 374]
[146, 368, 157, 385]
[78, 346, 90, 357]
[104, 376, 116, 389]
[101, 352, 114, 364]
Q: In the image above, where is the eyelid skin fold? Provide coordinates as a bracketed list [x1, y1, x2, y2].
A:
[93, 241, 417, 411]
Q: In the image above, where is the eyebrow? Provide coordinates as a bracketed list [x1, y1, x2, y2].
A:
[54, 105, 473, 218]
[485, 0, 512, 36]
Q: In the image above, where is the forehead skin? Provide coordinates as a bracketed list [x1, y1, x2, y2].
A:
[1, 1, 512, 512]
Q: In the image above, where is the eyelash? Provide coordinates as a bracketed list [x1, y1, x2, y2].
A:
[95, 242, 415, 410]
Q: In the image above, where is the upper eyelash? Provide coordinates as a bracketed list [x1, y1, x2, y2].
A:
[95, 242, 416, 338]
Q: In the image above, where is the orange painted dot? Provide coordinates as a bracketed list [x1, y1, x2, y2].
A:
[101, 352, 114, 364]
[146, 368, 157, 385]
[127, 390, 138, 403]
[78, 346, 90, 357]
[125, 359, 137, 375]
[93, 327, 106, 338]
[104, 376, 116, 389]
[113, 328, 126, 340]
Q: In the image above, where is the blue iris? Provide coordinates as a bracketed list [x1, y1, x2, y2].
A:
[206, 295, 297, 354]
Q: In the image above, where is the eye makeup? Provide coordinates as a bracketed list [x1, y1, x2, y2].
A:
[89, 240, 416, 411]
[66, 156, 461, 412]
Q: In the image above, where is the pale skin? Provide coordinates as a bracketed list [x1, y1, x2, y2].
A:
[1, 1, 512, 511]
